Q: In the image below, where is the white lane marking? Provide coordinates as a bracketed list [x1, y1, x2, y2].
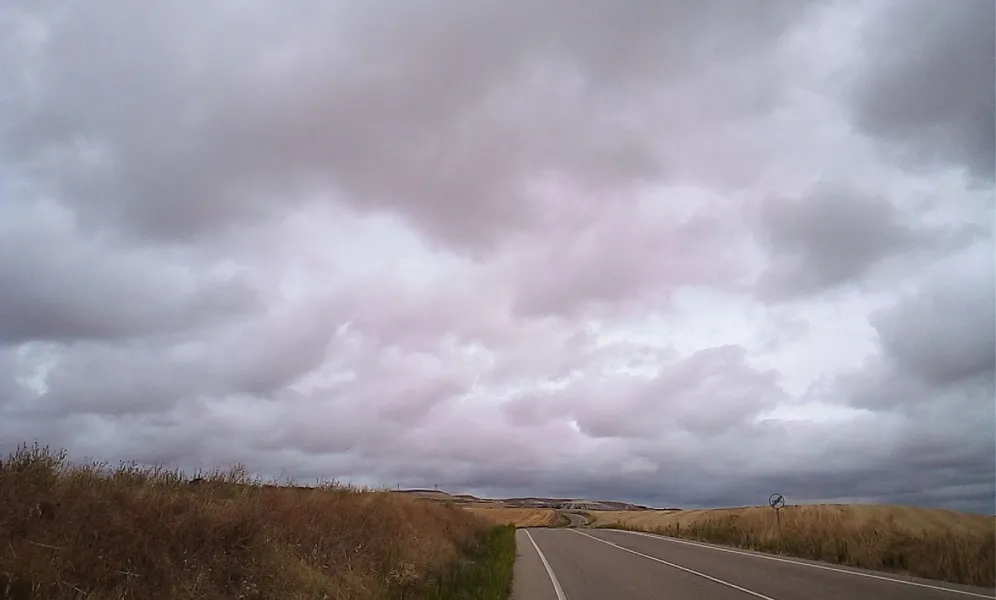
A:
[572, 530, 778, 600]
[606, 529, 996, 599]
[525, 529, 568, 600]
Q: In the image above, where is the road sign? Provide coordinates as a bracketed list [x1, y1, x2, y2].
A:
[768, 493, 785, 530]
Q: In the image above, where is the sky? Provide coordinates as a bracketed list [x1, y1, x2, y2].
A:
[1, 0, 994, 514]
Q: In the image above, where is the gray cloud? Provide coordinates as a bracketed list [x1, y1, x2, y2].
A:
[754, 183, 983, 299]
[502, 344, 787, 439]
[509, 204, 749, 316]
[874, 259, 995, 388]
[1, 0, 993, 515]
[830, 241, 995, 412]
[791, 242, 996, 511]
[757, 186, 926, 297]
[847, 0, 996, 180]
[2, 0, 813, 250]
[0, 202, 260, 344]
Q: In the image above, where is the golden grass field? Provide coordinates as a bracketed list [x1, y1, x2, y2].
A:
[463, 507, 561, 527]
[590, 503, 993, 533]
[592, 503, 996, 587]
[1, 444, 513, 600]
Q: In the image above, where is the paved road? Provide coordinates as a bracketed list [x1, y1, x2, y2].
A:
[511, 528, 996, 600]
[560, 511, 589, 528]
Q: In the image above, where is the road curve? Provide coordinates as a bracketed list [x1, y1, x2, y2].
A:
[511, 528, 996, 600]
[560, 511, 589, 528]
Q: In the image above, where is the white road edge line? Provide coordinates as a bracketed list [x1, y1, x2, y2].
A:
[524, 530, 568, 600]
[571, 530, 777, 600]
[607, 529, 996, 599]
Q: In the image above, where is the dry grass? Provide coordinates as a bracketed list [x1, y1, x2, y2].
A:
[463, 508, 560, 528]
[0, 443, 509, 600]
[593, 504, 996, 587]
[588, 509, 682, 529]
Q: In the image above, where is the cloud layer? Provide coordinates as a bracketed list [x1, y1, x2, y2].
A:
[1, 0, 993, 513]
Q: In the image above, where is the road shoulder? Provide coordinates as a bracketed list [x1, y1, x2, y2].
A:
[510, 529, 563, 600]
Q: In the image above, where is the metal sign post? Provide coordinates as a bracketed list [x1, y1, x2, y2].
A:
[768, 493, 785, 531]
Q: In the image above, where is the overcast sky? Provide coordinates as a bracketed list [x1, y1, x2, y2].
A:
[1, 0, 994, 514]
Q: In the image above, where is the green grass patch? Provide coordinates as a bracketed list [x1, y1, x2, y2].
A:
[418, 524, 516, 600]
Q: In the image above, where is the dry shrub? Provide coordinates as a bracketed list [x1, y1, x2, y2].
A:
[0, 443, 492, 600]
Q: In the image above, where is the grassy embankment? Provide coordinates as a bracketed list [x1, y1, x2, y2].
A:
[0, 443, 515, 600]
[592, 505, 995, 587]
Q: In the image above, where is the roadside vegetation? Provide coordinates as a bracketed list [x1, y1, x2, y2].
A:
[594, 504, 995, 587]
[0, 443, 515, 600]
[420, 525, 515, 600]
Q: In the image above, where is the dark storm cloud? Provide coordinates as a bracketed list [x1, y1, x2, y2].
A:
[790, 243, 996, 512]
[754, 184, 976, 298]
[43, 301, 339, 416]
[873, 262, 995, 387]
[0, 199, 261, 344]
[454, 402, 994, 513]
[848, 0, 996, 180]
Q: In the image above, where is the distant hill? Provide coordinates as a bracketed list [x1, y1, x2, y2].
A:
[390, 489, 657, 511]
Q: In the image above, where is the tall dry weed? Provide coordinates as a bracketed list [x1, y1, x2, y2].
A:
[613, 504, 994, 587]
[0, 443, 494, 600]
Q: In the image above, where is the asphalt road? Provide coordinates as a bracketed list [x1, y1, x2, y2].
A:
[560, 511, 589, 527]
[511, 528, 996, 600]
